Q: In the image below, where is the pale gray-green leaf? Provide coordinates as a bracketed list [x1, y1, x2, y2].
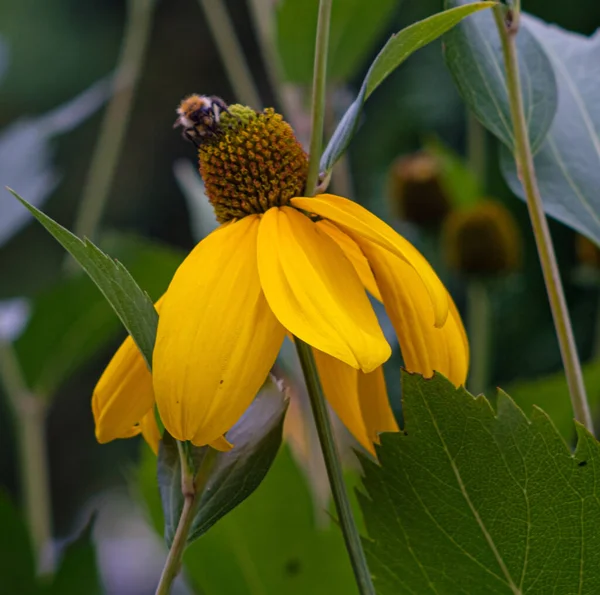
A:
[158, 387, 288, 546]
[7, 190, 157, 367]
[501, 16, 600, 246]
[444, 1, 558, 154]
[360, 372, 600, 594]
[321, 3, 495, 173]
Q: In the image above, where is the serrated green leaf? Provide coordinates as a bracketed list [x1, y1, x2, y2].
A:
[360, 372, 600, 594]
[507, 360, 600, 444]
[277, 0, 398, 84]
[321, 2, 495, 173]
[7, 189, 157, 367]
[500, 16, 600, 246]
[443, 1, 558, 154]
[0, 493, 38, 595]
[158, 387, 289, 547]
[44, 522, 101, 595]
[14, 234, 182, 396]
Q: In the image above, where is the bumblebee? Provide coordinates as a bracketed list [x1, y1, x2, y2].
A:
[174, 94, 229, 146]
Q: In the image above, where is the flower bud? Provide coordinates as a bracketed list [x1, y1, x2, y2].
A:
[388, 152, 451, 228]
[443, 200, 521, 277]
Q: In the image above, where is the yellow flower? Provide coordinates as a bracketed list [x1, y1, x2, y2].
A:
[92, 103, 469, 456]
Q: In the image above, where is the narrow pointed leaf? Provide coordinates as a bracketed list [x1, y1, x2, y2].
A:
[500, 16, 600, 246]
[321, 2, 496, 173]
[158, 387, 289, 546]
[6, 190, 157, 367]
[360, 372, 600, 594]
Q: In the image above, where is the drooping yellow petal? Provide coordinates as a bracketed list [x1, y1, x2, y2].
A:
[360, 240, 469, 386]
[357, 366, 399, 444]
[210, 435, 234, 452]
[153, 216, 286, 446]
[316, 220, 382, 301]
[92, 335, 154, 444]
[257, 207, 390, 373]
[312, 348, 373, 455]
[292, 194, 448, 327]
[140, 409, 161, 455]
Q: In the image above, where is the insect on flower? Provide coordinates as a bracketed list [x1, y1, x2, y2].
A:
[174, 94, 229, 146]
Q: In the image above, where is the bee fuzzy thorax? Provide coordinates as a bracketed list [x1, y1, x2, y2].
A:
[174, 94, 229, 144]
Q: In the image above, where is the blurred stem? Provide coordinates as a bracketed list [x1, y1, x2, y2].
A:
[467, 111, 487, 186]
[305, 0, 332, 197]
[0, 341, 54, 576]
[198, 0, 262, 109]
[71, 0, 155, 245]
[155, 443, 217, 595]
[493, 5, 593, 433]
[594, 291, 600, 361]
[467, 281, 491, 395]
[295, 338, 376, 595]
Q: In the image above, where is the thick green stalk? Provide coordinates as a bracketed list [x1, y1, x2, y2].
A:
[492, 6, 593, 432]
[295, 339, 376, 595]
[0, 341, 54, 575]
[197, 0, 263, 109]
[155, 444, 217, 595]
[304, 0, 332, 197]
[71, 0, 155, 243]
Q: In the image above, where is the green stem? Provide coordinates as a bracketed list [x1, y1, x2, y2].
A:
[493, 6, 593, 432]
[304, 0, 332, 197]
[155, 444, 217, 595]
[71, 0, 155, 244]
[295, 338, 376, 595]
[0, 341, 54, 576]
[198, 0, 263, 109]
[467, 281, 491, 396]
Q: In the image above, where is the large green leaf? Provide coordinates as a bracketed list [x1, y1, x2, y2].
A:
[320, 2, 495, 173]
[7, 190, 157, 367]
[158, 387, 289, 546]
[0, 493, 37, 595]
[360, 372, 600, 594]
[443, 1, 558, 154]
[277, 0, 398, 84]
[15, 234, 183, 395]
[501, 16, 600, 246]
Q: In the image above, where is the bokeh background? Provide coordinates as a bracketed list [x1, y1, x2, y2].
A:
[1, 0, 600, 593]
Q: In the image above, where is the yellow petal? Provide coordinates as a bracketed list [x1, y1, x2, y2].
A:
[153, 216, 286, 446]
[210, 435, 234, 452]
[357, 366, 399, 445]
[360, 241, 469, 386]
[312, 348, 373, 455]
[257, 207, 390, 373]
[292, 194, 448, 328]
[316, 220, 382, 302]
[92, 335, 154, 444]
[140, 409, 161, 455]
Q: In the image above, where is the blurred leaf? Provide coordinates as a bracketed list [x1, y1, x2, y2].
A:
[184, 447, 357, 595]
[15, 234, 182, 395]
[425, 137, 481, 209]
[44, 522, 101, 595]
[507, 360, 600, 443]
[277, 0, 398, 84]
[321, 3, 495, 173]
[0, 35, 9, 85]
[7, 190, 157, 368]
[0, 298, 30, 342]
[0, 77, 110, 247]
[500, 16, 600, 246]
[158, 388, 289, 546]
[173, 159, 218, 243]
[361, 372, 600, 594]
[444, 1, 557, 154]
[0, 493, 37, 595]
